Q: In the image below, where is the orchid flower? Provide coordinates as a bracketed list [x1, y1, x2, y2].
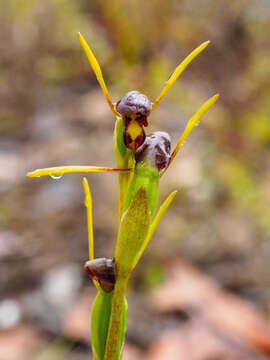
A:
[27, 33, 219, 360]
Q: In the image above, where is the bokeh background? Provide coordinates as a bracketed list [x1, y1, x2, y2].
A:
[1, 0, 270, 359]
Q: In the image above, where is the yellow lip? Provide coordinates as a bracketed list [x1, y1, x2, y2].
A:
[127, 119, 143, 141]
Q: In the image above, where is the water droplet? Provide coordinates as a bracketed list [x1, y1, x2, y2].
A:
[50, 173, 63, 180]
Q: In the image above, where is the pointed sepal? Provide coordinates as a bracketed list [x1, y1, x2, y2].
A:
[152, 41, 211, 111]
[77, 32, 118, 116]
[26, 165, 132, 178]
[161, 94, 219, 175]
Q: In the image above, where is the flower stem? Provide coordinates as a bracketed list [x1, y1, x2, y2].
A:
[104, 276, 129, 360]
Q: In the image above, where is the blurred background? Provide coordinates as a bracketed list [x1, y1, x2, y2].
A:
[1, 0, 270, 359]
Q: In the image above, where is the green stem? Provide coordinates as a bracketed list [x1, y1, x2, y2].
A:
[104, 276, 129, 360]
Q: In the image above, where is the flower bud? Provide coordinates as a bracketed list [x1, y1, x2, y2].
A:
[84, 258, 116, 292]
[124, 132, 171, 217]
[135, 131, 171, 171]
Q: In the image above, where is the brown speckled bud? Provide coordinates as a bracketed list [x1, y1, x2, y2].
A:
[116, 90, 151, 127]
[135, 131, 171, 171]
[84, 258, 116, 292]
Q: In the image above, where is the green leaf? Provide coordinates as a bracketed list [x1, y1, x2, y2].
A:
[91, 291, 127, 360]
[115, 186, 151, 274]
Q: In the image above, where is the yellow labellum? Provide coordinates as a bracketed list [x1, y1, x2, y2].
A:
[161, 94, 219, 176]
[127, 119, 143, 140]
[27, 166, 132, 178]
[132, 190, 177, 269]
[77, 32, 119, 116]
[152, 41, 210, 111]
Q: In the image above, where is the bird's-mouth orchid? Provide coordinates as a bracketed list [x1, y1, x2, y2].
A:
[27, 32, 219, 360]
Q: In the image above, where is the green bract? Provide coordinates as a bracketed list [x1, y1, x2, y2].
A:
[115, 186, 151, 274]
[124, 162, 158, 217]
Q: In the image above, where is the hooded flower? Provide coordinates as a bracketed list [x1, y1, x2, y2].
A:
[116, 90, 151, 150]
[26, 32, 219, 360]
[27, 33, 218, 180]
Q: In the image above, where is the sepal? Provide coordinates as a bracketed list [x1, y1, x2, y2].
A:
[161, 94, 219, 176]
[77, 33, 118, 116]
[27, 166, 131, 178]
[151, 41, 211, 111]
